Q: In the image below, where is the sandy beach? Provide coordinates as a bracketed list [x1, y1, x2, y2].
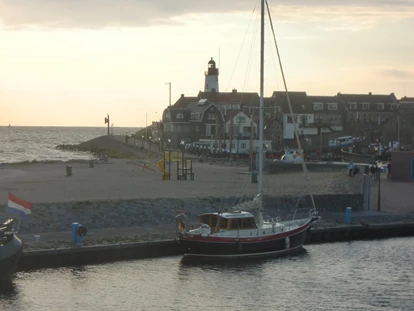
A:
[1, 136, 413, 249]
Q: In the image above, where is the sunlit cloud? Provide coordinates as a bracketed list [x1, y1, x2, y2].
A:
[379, 69, 414, 80]
[0, 0, 414, 29]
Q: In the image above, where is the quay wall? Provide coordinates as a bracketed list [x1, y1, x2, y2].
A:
[18, 223, 414, 271]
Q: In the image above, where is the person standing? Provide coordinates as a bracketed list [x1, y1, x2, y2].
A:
[387, 160, 391, 179]
[348, 160, 354, 177]
[370, 164, 376, 178]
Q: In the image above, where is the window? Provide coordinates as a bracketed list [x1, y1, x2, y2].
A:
[313, 103, 323, 110]
[376, 103, 384, 110]
[237, 116, 246, 123]
[190, 113, 194, 119]
[241, 143, 247, 148]
[195, 113, 200, 120]
[328, 103, 338, 110]
[208, 113, 215, 120]
[390, 103, 397, 110]
[195, 125, 199, 132]
[176, 113, 184, 119]
[276, 136, 281, 144]
[362, 103, 370, 110]
[349, 103, 357, 110]
[276, 125, 281, 130]
[265, 112, 271, 117]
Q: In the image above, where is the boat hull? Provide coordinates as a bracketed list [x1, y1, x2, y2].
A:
[180, 223, 311, 260]
[0, 235, 23, 281]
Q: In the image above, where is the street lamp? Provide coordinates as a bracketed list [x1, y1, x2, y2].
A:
[141, 135, 144, 148]
[167, 138, 172, 150]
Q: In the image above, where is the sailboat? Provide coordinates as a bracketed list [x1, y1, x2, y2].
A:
[177, 0, 319, 260]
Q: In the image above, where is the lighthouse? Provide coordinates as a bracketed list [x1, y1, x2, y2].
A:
[204, 57, 219, 92]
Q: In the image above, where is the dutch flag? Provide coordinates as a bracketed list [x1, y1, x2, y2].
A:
[7, 192, 32, 220]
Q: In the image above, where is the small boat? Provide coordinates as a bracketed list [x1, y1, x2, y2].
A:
[280, 148, 304, 163]
[177, 0, 320, 261]
[328, 136, 365, 149]
[0, 219, 23, 281]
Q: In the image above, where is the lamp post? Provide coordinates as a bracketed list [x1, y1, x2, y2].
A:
[158, 137, 161, 152]
[167, 138, 172, 150]
[148, 136, 152, 149]
[141, 135, 144, 148]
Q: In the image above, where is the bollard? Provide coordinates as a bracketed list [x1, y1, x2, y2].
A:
[89, 160, 94, 168]
[34, 235, 40, 244]
[66, 165, 72, 176]
[72, 222, 79, 243]
[345, 207, 352, 224]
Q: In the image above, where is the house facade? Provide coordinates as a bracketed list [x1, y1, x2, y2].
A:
[336, 92, 399, 143]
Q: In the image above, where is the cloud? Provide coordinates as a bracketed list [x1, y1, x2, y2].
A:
[0, 0, 414, 29]
[379, 69, 414, 80]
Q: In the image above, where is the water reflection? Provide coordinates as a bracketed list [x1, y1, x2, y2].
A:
[0, 239, 413, 311]
[179, 247, 309, 270]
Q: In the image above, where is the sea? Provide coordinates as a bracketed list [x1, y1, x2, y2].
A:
[0, 238, 413, 311]
[0, 126, 141, 164]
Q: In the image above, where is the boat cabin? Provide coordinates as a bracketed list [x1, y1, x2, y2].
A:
[199, 211, 257, 233]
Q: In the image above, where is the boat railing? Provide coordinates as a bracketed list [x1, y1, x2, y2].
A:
[284, 208, 315, 222]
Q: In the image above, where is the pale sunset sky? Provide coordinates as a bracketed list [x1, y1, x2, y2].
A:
[1, 0, 413, 127]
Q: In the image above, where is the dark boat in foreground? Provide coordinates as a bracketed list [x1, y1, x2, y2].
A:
[178, 204, 319, 260]
[0, 219, 22, 281]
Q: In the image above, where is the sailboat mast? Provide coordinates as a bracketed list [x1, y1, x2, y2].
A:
[258, 0, 265, 195]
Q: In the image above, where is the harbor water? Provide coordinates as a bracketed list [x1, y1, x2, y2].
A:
[1, 238, 413, 310]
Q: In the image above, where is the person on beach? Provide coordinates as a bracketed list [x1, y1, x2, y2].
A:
[352, 165, 360, 177]
[370, 164, 376, 178]
[348, 160, 354, 177]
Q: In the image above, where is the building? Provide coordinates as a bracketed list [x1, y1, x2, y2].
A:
[269, 91, 319, 150]
[336, 92, 399, 143]
[307, 95, 346, 148]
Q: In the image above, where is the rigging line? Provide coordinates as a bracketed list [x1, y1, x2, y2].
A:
[225, 0, 260, 93]
[242, 5, 260, 94]
[265, 0, 317, 213]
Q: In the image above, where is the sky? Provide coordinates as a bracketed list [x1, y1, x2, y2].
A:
[1, 0, 413, 127]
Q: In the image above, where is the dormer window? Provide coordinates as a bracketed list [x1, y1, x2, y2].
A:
[362, 103, 370, 110]
[313, 103, 323, 110]
[176, 113, 184, 119]
[390, 103, 397, 110]
[376, 103, 384, 110]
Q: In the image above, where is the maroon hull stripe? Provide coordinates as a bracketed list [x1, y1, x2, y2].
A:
[180, 220, 312, 243]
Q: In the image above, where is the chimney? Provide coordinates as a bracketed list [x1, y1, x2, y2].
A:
[181, 94, 184, 98]
[232, 89, 237, 93]
[369, 92, 372, 95]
